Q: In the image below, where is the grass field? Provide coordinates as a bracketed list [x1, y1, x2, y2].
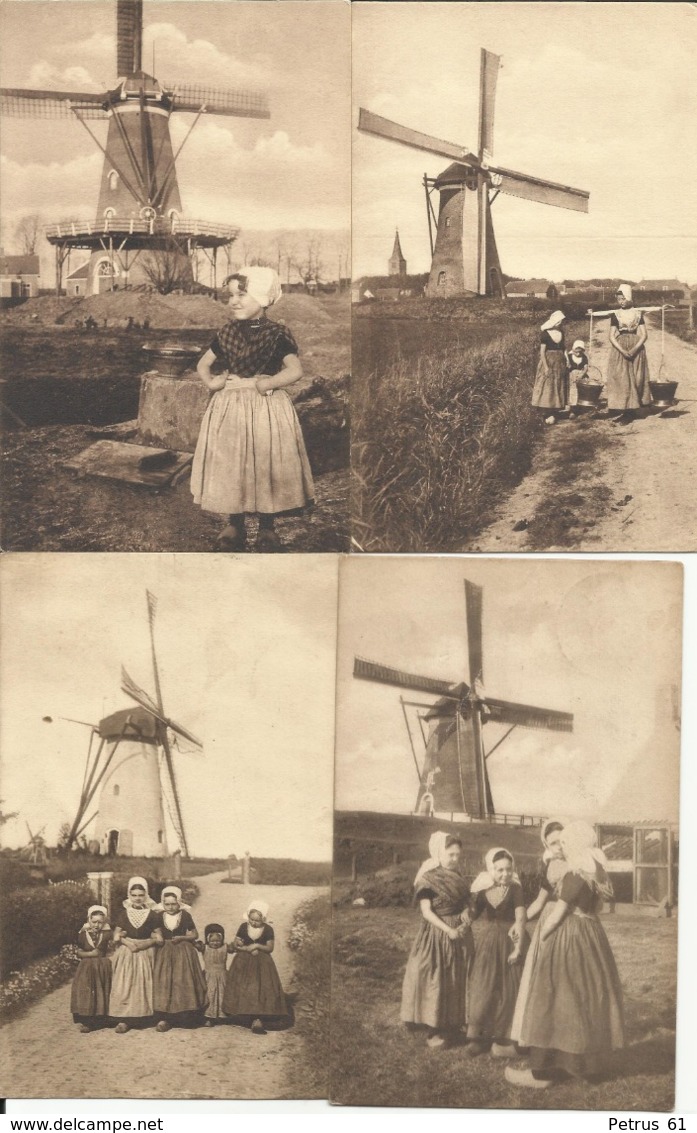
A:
[330, 906, 677, 1110]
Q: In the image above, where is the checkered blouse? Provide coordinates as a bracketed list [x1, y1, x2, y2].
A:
[209, 318, 299, 379]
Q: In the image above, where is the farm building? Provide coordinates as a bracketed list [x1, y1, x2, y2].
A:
[596, 820, 678, 907]
[0, 252, 40, 298]
[505, 278, 555, 298]
[638, 279, 689, 297]
[66, 262, 90, 297]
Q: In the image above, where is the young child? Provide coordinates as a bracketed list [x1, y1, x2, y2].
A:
[465, 848, 527, 1058]
[196, 922, 229, 1027]
[152, 885, 207, 1031]
[565, 339, 589, 408]
[191, 266, 315, 552]
[400, 832, 474, 1049]
[531, 310, 569, 424]
[70, 904, 112, 1033]
[222, 899, 290, 1034]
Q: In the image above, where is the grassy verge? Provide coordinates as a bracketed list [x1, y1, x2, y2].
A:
[330, 906, 676, 1110]
[352, 326, 542, 551]
[284, 892, 331, 1100]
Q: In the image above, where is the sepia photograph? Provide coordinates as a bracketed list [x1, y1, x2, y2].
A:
[331, 557, 682, 1109]
[0, 553, 336, 1099]
[0, 0, 350, 554]
[351, 2, 697, 554]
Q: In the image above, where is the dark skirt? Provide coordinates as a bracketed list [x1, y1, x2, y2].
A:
[223, 951, 289, 1020]
[70, 957, 112, 1021]
[468, 920, 528, 1040]
[153, 941, 207, 1018]
[531, 350, 569, 409]
[516, 911, 624, 1075]
[400, 915, 474, 1031]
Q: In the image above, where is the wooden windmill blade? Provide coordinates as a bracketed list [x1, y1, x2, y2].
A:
[354, 657, 461, 699]
[357, 109, 474, 164]
[484, 698, 574, 732]
[488, 165, 590, 212]
[464, 580, 484, 684]
[165, 84, 270, 119]
[0, 89, 108, 119]
[121, 666, 202, 748]
[117, 0, 143, 77]
[477, 48, 501, 163]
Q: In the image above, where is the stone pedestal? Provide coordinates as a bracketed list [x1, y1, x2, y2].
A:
[138, 370, 209, 453]
[242, 852, 251, 886]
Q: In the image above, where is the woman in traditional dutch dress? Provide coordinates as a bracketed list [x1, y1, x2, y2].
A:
[400, 832, 474, 1049]
[223, 899, 290, 1034]
[465, 848, 527, 1059]
[191, 265, 314, 552]
[531, 310, 569, 424]
[109, 877, 161, 1033]
[70, 904, 112, 1033]
[505, 821, 624, 1089]
[588, 284, 663, 424]
[152, 885, 207, 1031]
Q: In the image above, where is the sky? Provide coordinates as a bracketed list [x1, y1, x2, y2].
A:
[335, 558, 683, 824]
[0, 0, 350, 276]
[353, 2, 697, 282]
[0, 554, 337, 861]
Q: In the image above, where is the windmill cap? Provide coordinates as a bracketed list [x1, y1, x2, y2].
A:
[98, 706, 158, 742]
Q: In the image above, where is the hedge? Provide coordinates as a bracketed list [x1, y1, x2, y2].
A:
[1, 880, 92, 979]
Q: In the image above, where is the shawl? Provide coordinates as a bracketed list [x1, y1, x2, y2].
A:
[210, 317, 298, 378]
[415, 864, 470, 918]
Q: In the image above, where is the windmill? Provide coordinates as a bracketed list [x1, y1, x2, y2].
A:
[354, 579, 573, 820]
[18, 823, 48, 865]
[63, 591, 201, 858]
[0, 0, 270, 295]
[358, 49, 589, 298]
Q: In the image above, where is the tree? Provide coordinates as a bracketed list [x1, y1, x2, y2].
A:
[292, 232, 325, 289]
[546, 283, 559, 300]
[140, 239, 194, 294]
[0, 800, 18, 827]
[13, 213, 43, 255]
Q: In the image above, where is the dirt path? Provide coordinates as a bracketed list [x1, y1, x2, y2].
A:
[467, 328, 697, 552]
[0, 875, 324, 1100]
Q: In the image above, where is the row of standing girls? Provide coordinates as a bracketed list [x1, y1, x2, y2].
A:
[70, 878, 289, 1036]
[399, 820, 625, 1089]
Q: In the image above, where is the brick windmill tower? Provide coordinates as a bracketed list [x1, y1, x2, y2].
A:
[359, 49, 589, 298]
[0, 0, 270, 294]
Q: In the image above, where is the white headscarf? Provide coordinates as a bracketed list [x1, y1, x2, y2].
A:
[123, 876, 156, 928]
[616, 283, 633, 302]
[82, 904, 110, 932]
[156, 885, 192, 911]
[471, 846, 520, 893]
[540, 817, 566, 863]
[246, 897, 270, 941]
[560, 820, 613, 900]
[571, 339, 586, 353]
[234, 265, 282, 309]
[413, 831, 461, 887]
[540, 310, 565, 331]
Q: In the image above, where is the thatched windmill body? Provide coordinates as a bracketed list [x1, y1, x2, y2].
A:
[354, 580, 574, 820]
[0, 0, 270, 294]
[64, 592, 201, 858]
[358, 49, 589, 298]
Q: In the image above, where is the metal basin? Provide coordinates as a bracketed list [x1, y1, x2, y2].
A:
[142, 343, 201, 378]
[576, 380, 603, 408]
[649, 380, 678, 408]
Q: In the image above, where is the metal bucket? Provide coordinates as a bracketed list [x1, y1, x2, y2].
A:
[142, 343, 200, 378]
[649, 380, 678, 408]
[576, 380, 604, 409]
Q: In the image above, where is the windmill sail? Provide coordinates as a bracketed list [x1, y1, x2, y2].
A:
[165, 84, 270, 119]
[354, 657, 460, 699]
[488, 166, 590, 212]
[358, 109, 473, 163]
[121, 665, 202, 747]
[0, 89, 108, 119]
[117, 0, 143, 77]
[484, 698, 574, 732]
[478, 48, 500, 163]
[465, 580, 484, 684]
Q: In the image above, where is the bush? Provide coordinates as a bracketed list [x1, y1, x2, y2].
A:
[286, 893, 331, 1098]
[352, 328, 542, 551]
[333, 865, 544, 909]
[1, 880, 92, 979]
[246, 859, 332, 886]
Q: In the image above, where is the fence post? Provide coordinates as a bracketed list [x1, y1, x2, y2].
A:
[87, 871, 114, 918]
[242, 851, 251, 886]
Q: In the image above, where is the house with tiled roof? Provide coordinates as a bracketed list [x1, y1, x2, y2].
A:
[0, 251, 40, 298]
[505, 278, 554, 298]
[66, 262, 91, 297]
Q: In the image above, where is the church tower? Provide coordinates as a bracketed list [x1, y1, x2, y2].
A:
[388, 229, 407, 277]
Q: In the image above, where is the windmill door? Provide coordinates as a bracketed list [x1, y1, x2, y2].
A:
[633, 825, 673, 905]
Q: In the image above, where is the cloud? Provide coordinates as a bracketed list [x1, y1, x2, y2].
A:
[26, 62, 101, 90]
[145, 22, 272, 90]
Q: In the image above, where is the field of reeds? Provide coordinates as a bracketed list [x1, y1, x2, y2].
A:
[352, 323, 542, 551]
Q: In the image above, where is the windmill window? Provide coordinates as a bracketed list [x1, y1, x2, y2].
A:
[108, 171, 119, 191]
[438, 271, 447, 286]
[113, 784, 120, 796]
[445, 217, 452, 228]
[158, 830, 164, 843]
[104, 208, 116, 220]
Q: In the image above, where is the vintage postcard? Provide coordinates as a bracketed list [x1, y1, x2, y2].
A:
[0, 553, 335, 1099]
[0, 0, 349, 553]
[351, 2, 696, 553]
[331, 557, 682, 1109]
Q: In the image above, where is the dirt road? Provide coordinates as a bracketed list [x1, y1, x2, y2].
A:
[467, 328, 696, 552]
[1, 875, 324, 1100]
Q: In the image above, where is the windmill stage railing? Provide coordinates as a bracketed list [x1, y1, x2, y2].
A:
[45, 216, 240, 243]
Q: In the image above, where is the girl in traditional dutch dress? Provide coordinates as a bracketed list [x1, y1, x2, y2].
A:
[565, 339, 589, 408]
[400, 832, 474, 1049]
[531, 310, 569, 424]
[505, 821, 624, 1089]
[588, 284, 663, 424]
[70, 904, 112, 1033]
[465, 848, 527, 1059]
[152, 886, 207, 1031]
[196, 922, 229, 1026]
[509, 817, 567, 1047]
[223, 899, 290, 1034]
[191, 265, 314, 552]
[110, 877, 161, 1033]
